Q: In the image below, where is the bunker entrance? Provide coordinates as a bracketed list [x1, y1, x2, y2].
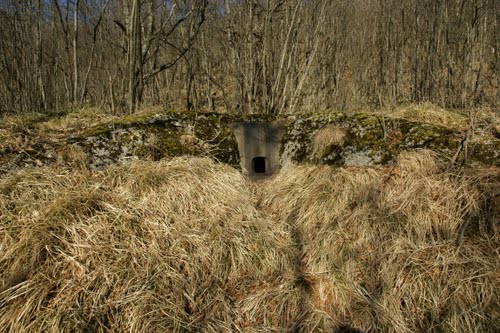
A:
[229, 121, 284, 180]
[252, 157, 266, 174]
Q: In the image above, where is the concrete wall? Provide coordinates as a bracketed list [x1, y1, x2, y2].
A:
[229, 122, 284, 179]
[48, 110, 499, 177]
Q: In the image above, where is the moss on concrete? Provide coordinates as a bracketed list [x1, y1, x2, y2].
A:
[2, 109, 497, 176]
[280, 110, 496, 167]
[68, 110, 241, 170]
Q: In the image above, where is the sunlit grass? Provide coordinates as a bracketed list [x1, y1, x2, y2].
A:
[0, 119, 498, 332]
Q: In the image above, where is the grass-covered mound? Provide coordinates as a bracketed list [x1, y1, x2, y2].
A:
[261, 150, 499, 332]
[1, 151, 498, 332]
[0, 158, 300, 332]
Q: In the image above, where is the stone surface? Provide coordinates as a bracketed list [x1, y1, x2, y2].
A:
[1, 110, 498, 178]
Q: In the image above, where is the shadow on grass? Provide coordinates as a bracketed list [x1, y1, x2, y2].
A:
[334, 325, 363, 333]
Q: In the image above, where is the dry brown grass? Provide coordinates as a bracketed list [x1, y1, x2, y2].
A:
[261, 150, 499, 332]
[40, 107, 118, 137]
[369, 103, 500, 143]
[311, 125, 347, 161]
[1, 151, 498, 332]
[473, 107, 500, 140]
[0, 157, 300, 332]
[0, 108, 115, 159]
[0, 113, 48, 153]
[369, 103, 469, 130]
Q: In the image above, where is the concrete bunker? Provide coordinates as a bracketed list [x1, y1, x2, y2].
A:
[229, 121, 284, 179]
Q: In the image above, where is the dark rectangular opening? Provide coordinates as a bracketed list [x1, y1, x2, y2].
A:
[252, 156, 266, 173]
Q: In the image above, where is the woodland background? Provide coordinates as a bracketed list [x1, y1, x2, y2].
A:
[0, 0, 498, 115]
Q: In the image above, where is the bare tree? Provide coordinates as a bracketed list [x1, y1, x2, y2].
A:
[0, 0, 497, 115]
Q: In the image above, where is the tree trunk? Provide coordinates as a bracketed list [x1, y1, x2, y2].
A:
[73, 0, 79, 104]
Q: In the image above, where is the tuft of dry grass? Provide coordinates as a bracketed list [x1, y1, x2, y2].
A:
[0, 107, 165, 178]
[473, 107, 500, 140]
[369, 103, 500, 142]
[311, 125, 347, 161]
[40, 107, 118, 138]
[0, 108, 115, 159]
[370, 103, 469, 130]
[0, 113, 48, 153]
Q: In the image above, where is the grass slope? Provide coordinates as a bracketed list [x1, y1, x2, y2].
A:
[0, 158, 299, 332]
[261, 150, 499, 332]
[1, 151, 499, 332]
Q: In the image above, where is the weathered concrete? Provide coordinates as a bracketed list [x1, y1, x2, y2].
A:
[229, 122, 284, 179]
[2, 110, 499, 178]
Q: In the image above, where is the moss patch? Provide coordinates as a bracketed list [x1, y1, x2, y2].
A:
[280, 110, 496, 166]
[2, 109, 498, 176]
[68, 111, 241, 170]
